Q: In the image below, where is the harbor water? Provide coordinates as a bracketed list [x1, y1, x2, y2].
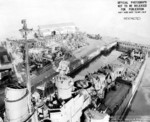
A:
[74, 50, 150, 121]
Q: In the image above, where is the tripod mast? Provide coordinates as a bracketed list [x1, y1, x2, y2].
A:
[19, 19, 32, 113]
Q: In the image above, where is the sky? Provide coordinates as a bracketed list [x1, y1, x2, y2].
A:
[0, 0, 150, 43]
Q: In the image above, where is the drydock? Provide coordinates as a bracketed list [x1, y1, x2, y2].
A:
[0, 21, 150, 122]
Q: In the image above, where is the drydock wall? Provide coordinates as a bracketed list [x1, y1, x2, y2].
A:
[117, 41, 150, 53]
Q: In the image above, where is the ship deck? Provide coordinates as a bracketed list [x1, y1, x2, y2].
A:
[98, 59, 143, 116]
[111, 58, 143, 82]
[98, 80, 131, 115]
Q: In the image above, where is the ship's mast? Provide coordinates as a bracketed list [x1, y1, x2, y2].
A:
[19, 19, 32, 113]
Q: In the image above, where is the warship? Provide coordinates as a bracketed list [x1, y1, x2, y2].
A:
[2, 42, 148, 122]
[0, 21, 149, 122]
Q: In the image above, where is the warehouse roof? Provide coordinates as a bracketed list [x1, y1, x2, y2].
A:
[39, 22, 75, 30]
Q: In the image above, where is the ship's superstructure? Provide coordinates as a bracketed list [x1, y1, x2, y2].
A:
[40, 60, 91, 122]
